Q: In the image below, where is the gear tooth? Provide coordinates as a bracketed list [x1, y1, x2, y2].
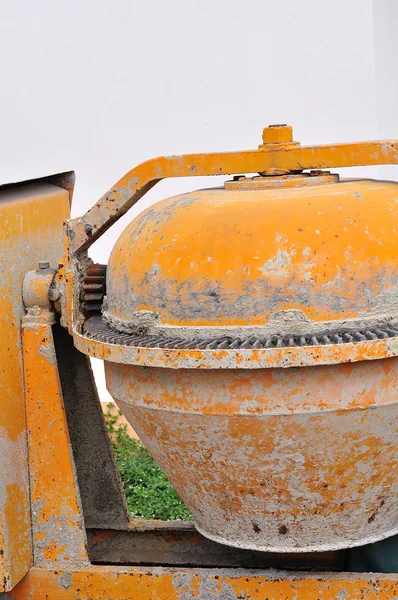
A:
[81, 263, 107, 314]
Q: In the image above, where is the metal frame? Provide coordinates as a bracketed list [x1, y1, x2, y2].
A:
[68, 138, 398, 253]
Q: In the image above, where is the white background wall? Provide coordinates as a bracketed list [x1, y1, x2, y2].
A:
[1, 0, 397, 401]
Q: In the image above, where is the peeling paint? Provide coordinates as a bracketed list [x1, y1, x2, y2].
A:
[104, 179, 398, 337]
[106, 358, 398, 552]
[258, 250, 292, 276]
[22, 314, 89, 570]
[7, 566, 398, 599]
[65, 131, 398, 255]
[0, 181, 69, 590]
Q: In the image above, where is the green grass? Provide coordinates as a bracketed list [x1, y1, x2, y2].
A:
[104, 403, 193, 521]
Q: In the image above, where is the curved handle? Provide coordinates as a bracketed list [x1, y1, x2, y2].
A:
[67, 126, 398, 254]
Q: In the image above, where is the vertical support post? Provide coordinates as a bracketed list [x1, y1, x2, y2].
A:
[22, 307, 89, 569]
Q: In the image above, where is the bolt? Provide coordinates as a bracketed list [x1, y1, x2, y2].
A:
[262, 124, 293, 145]
[38, 261, 50, 270]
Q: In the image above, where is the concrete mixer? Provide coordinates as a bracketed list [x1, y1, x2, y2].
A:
[1, 125, 398, 597]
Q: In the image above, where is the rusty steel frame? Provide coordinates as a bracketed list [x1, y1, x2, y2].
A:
[0, 176, 72, 591]
[22, 308, 89, 570]
[68, 139, 398, 253]
[8, 567, 398, 599]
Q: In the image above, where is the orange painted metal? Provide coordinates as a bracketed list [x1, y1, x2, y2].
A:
[66, 132, 398, 254]
[22, 308, 89, 569]
[2, 129, 398, 595]
[261, 123, 296, 145]
[106, 359, 398, 552]
[0, 181, 70, 590]
[64, 126, 398, 355]
[105, 178, 398, 332]
[7, 566, 398, 599]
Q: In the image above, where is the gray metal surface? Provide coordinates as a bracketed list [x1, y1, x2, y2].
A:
[87, 523, 345, 570]
[54, 324, 130, 529]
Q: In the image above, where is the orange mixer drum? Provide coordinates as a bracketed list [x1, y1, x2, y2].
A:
[97, 171, 398, 552]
